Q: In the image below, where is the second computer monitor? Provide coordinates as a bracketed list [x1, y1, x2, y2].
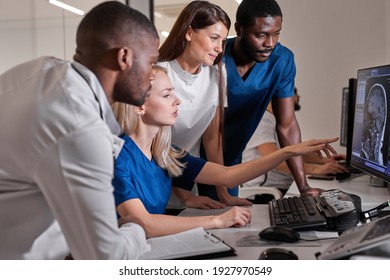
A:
[339, 78, 357, 166]
[340, 87, 349, 147]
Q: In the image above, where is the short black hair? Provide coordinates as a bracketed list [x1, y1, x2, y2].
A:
[76, 1, 158, 51]
[236, 0, 283, 27]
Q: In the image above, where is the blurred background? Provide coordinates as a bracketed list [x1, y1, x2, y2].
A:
[1, 0, 390, 153]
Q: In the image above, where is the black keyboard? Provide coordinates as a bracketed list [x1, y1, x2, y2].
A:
[269, 196, 327, 230]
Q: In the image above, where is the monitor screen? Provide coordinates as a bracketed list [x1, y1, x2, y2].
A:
[350, 64, 390, 184]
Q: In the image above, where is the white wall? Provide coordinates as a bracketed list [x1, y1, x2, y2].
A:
[276, 0, 389, 153]
[0, 0, 150, 75]
[0, 0, 102, 74]
[1, 0, 389, 154]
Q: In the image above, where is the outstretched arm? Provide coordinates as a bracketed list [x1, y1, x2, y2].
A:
[256, 143, 349, 175]
[194, 137, 339, 189]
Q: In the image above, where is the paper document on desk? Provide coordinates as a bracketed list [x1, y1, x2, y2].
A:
[140, 227, 235, 260]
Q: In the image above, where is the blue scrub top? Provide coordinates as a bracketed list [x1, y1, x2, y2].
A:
[113, 135, 206, 214]
[198, 38, 296, 199]
[223, 38, 296, 166]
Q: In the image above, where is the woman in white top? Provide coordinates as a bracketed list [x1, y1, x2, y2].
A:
[158, 1, 251, 209]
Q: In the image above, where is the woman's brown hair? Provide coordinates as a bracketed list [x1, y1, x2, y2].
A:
[159, 1, 231, 147]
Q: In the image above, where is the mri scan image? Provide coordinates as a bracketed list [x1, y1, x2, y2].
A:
[361, 83, 387, 165]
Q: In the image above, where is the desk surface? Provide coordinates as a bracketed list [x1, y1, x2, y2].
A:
[287, 174, 389, 207]
[179, 175, 390, 260]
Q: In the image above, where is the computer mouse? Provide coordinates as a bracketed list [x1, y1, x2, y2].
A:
[259, 248, 299, 260]
[259, 226, 300, 243]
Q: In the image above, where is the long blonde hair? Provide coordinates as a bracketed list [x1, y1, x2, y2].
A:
[112, 65, 186, 177]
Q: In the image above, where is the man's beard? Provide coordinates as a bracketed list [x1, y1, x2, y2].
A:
[239, 37, 272, 63]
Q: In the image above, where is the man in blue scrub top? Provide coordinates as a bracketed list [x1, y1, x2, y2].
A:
[198, 0, 324, 203]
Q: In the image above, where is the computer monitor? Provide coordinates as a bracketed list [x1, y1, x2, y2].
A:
[339, 79, 357, 163]
[340, 87, 349, 147]
[346, 78, 358, 166]
[350, 64, 390, 187]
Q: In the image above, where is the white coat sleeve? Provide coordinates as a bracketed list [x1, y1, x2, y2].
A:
[34, 120, 149, 259]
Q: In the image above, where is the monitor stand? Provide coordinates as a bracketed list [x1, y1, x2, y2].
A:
[338, 172, 365, 183]
[369, 176, 387, 188]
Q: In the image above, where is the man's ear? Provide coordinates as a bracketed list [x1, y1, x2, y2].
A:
[117, 47, 133, 70]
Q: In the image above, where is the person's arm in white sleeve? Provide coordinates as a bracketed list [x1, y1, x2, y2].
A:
[34, 121, 149, 259]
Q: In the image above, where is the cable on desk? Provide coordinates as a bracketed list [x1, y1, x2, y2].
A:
[361, 200, 390, 222]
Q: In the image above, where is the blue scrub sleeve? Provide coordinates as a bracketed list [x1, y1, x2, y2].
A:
[172, 152, 207, 190]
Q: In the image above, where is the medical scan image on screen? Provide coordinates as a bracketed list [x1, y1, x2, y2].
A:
[361, 82, 387, 164]
[351, 65, 390, 183]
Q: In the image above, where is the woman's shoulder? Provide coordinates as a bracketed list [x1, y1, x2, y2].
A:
[156, 61, 170, 68]
[117, 134, 138, 159]
[200, 63, 223, 78]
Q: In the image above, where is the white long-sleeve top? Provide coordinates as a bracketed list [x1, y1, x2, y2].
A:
[0, 57, 149, 259]
[157, 60, 226, 156]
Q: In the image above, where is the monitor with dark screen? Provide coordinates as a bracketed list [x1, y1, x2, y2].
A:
[339, 79, 357, 165]
[345, 78, 358, 166]
[350, 64, 390, 186]
[340, 87, 349, 147]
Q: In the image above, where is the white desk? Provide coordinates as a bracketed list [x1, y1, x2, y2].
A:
[287, 174, 389, 208]
[179, 175, 390, 260]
